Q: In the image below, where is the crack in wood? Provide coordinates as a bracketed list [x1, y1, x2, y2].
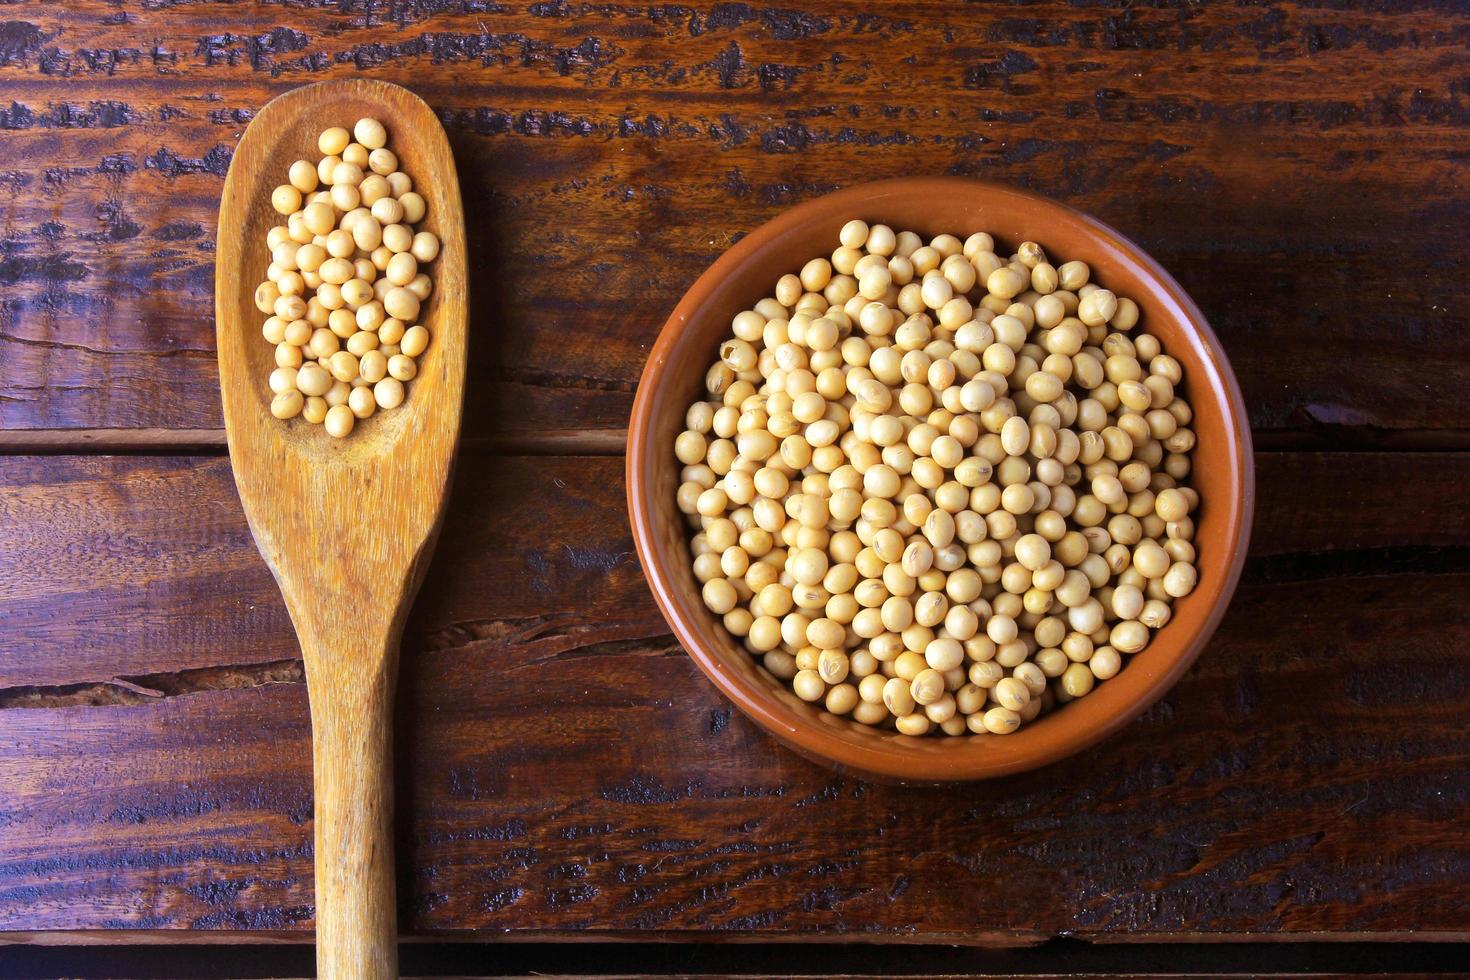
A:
[0, 331, 214, 359]
[0, 658, 304, 710]
[412, 611, 676, 664]
[1244, 547, 1470, 585]
[493, 365, 638, 394]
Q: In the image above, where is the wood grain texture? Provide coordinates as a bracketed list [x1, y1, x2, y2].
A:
[215, 79, 468, 976]
[2, 0, 1468, 952]
[0, 1, 1467, 445]
[1, 453, 1467, 939]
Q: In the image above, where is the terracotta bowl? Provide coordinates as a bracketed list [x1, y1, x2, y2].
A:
[627, 178, 1254, 782]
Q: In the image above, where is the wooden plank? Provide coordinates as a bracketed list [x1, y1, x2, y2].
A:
[2, 451, 1464, 690]
[3, 573, 1468, 937]
[0, 452, 1468, 938]
[4, 935, 1465, 978]
[0, 455, 297, 688]
[0, 3, 1467, 445]
[0, 453, 665, 688]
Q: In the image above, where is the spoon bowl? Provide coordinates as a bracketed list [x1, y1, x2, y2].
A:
[216, 79, 466, 978]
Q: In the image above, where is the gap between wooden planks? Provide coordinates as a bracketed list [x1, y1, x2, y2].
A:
[5, 928, 1469, 946]
[0, 428, 629, 456]
[5, 428, 1470, 456]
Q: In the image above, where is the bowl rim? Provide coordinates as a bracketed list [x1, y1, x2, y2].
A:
[627, 176, 1255, 782]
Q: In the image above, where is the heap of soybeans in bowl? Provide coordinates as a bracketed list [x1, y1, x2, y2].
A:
[673, 221, 1200, 738]
[252, 118, 440, 438]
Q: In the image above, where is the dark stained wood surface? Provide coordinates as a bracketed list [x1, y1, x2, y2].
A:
[2, 452, 1465, 691]
[1, 1, 1469, 445]
[2, 453, 1468, 938]
[1, 0, 1467, 953]
[4, 939, 1464, 979]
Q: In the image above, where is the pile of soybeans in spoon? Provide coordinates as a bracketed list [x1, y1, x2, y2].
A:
[674, 221, 1200, 737]
[252, 118, 439, 439]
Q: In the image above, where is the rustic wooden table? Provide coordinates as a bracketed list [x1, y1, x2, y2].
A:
[2, 0, 1468, 975]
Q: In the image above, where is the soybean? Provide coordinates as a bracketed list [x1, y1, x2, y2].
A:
[675, 225, 1201, 737]
[253, 119, 441, 436]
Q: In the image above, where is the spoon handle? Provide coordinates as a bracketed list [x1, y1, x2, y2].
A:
[308, 655, 398, 979]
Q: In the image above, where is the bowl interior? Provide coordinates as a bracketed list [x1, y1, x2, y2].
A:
[628, 178, 1253, 782]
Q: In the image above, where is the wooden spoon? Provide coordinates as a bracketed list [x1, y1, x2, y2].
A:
[215, 79, 466, 978]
